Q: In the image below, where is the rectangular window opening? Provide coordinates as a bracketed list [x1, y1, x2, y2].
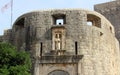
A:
[52, 14, 66, 25]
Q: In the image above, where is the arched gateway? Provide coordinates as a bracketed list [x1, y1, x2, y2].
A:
[48, 70, 69, 75]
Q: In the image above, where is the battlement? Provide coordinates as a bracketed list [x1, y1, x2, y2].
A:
[0, 29, 12, 42]
[4, 29, 12, 35]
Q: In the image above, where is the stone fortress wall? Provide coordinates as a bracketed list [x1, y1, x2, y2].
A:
[0, 29, 12, 42]
[0, 9, 120, 75]
[94, 0, 120, 42]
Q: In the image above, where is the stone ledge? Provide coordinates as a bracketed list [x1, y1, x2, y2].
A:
[51, 25, 65, 29]
[39, 55, 83, 64]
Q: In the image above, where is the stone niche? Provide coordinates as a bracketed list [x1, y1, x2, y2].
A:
[51, 25, 66, 55]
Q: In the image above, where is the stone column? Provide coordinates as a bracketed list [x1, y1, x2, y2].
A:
[34, 43, 40, 75]
[34, 60, 39, 75]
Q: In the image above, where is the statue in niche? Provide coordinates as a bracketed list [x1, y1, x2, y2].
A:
[55, 34, 61, 50]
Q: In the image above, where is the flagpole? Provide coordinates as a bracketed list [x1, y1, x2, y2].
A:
[11, 0, 13, 28]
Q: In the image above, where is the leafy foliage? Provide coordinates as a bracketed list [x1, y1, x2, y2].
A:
[0, 42, 31, 75]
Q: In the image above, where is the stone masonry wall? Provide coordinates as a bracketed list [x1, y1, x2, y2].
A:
[2, 9, 120, 75]
[94, 0, 120, 42]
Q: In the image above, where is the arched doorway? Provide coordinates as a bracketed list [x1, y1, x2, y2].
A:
[48, 70, 69, 75]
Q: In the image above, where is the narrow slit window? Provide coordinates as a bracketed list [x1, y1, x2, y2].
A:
[40, 42, 43, 56]
[110, 27, 112, 33]
[75, 41, 78, 55]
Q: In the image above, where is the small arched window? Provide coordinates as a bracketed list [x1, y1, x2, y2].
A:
[87, 14, 101, 28]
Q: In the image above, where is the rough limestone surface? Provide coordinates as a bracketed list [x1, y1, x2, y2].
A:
[94, 0, 120, 43]
[0, 9, 120, 75]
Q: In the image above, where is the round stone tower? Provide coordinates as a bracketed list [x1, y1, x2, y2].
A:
[12, 9, 120, 75]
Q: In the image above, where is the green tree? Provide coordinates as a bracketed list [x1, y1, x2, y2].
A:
[0, 42, 31, 75]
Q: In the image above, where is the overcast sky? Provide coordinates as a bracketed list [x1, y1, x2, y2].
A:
[0, 0, 111, 35]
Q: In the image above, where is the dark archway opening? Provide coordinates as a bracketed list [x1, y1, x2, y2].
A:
[48, 70, 69, 75]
